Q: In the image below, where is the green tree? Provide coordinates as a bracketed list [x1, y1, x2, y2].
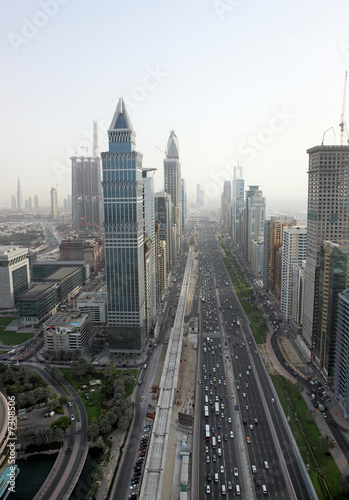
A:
[88, 423, 100, 442]
[51, 415, 71, 430]
[305, 409, 315, 424]
[339, 475, 349, 496]
[320, 435, 335, 454]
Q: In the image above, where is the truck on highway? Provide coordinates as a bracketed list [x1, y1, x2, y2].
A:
[215, 402, 220, 415]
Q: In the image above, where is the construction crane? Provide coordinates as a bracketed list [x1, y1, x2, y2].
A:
[339, 71, 348, 145]
[80, 216, 90, 232]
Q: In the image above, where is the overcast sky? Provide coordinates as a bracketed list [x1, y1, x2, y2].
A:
[2, 0, 349, 211]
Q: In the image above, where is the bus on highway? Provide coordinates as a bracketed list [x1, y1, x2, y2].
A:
[205, 424, 210, 441]
[215, 402, 220, 415]
[204, 405, 209, 419]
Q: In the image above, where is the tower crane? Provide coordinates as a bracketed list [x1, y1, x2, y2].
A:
[339, 71, 348, 145]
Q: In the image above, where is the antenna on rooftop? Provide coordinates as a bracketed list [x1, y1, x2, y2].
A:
[339, 71, 348, 145]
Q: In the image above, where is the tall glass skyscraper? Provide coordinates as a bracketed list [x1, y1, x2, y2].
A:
[101, 98, 146, 353]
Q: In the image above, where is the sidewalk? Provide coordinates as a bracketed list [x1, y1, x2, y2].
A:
[265, 331, 349, 476]
[95, 430, 124, 500]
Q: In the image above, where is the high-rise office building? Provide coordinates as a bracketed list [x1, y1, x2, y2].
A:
[181, 178, 187, 231]
[303, 145, 349, 355]
[290, 260, 306, 336]
[50, 187, 58, 219]
[334, 288, 349, 418]
[155, 192, 172, 271]
[17, 178, 23, 210]
[280, 226, 307, 321]
[264, 217, 297, 294]
[164, 130, 182, 246]
[315, 240, 349, 381]
[243, 186, 266, 265]
[232, 166, 244, 245]
[67, 194, 71, 211]
[221, 181, 232, 234]
[34, 195, 39, 209]
[196, 184, 205, 207]
[71, 122, 102, 232]
[28, 197, 32, 210]
[142, 169, 157, 328]
[101, 98, 146, 353]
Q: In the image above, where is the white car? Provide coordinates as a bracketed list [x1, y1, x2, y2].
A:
[252, 465, 257, 474]
[234, 467, 238, 477]
[230, 430, 234, 438]
[264, 460, 269, 469]
[228, 417, 231, 423]
[71, 414, 75, 421]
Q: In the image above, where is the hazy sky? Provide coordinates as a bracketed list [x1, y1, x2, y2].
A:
[2, 0, 349, 210]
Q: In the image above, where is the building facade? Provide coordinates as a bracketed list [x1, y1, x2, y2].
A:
[43, 310, 93, 352]
[315, 241, 349, 380]
[101, 98, 146, 353]
[334, 289, 349, 418]
[164, 130, 182, 247]
[303, 145, 349, 354]
[51, 187, 58, 219]
[71, 155, 102, 232]
[280, 226, 307, 321]
[0, 246, 30, 308]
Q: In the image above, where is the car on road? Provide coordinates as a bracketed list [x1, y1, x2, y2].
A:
[249, 424, 254, 430]
[242, 392, 246, 398]
[206, 455, 210, 463]
[246, 436, 251, 443]
[234, 467, 238, 476]
[230, 430, 234, 438]
[71, 414, 75, 421]
[271, 398, 275, 403]
[220, 465, 224, 474]
[264, 460, 269, 469]
[206, 484, 211, 494]
[227, 417, 231, 423]
[252, 465, 257, 473]
[227, 480, 233, 490]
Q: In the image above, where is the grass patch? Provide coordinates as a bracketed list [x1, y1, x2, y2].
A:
[58, 367, 137, 424]
[222, 255, 269, 344]
[0, 328, 34, 346]
[271, 374, 344, 500]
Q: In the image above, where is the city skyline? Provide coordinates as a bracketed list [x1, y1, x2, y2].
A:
[2, 1, 349, 209]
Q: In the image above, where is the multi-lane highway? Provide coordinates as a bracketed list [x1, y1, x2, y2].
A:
[196, 222, 315, 499]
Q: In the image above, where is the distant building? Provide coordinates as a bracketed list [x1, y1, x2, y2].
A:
[221, 181, 232, 234]
[155, 192, 172, 270]
[232, 166, 244, 245]
[0, 246, 30, 308]
[34, 194, 39, 209]
[71, 154, 102, 232]
[196, 184, 205, 207]
[51, 187, 58, 219]
[28, 197, 32, 209]
[242, 186, 265, 266]
[43, 310, 93, 352]
[11, 196, 16, 211]
[164, 130, 182, 249]
[17, 178, 23, 210]
[142, 169, 156, 326]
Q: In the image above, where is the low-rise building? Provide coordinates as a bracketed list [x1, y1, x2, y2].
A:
[0, 246, 30, 308]
[43, 310, 93, 352]
[18, 282, 60, 327]
[76, 292, 107, 324]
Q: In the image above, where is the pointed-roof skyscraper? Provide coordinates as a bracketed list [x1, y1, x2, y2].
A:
[101, 98, 146, 353]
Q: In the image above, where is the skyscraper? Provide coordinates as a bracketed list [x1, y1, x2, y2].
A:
[101, 98, 146, 353]
[243, 186, 266, 265]
[221, 181, 232, 234]
[71, 122, 102, 232]
[142, 168, 157, 329]
[17, 178, 23, 210]
[334, 288, 349, 417]
[50, 187, 58, 219]
[164, 130, 182, 248]
[281, 226, 307, 321]
[34, 195, 39, 209]
[302, 145, 349, 355]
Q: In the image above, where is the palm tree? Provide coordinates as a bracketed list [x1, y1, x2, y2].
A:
[305, 409, 315, 424]
[88, 423, 100, 442]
